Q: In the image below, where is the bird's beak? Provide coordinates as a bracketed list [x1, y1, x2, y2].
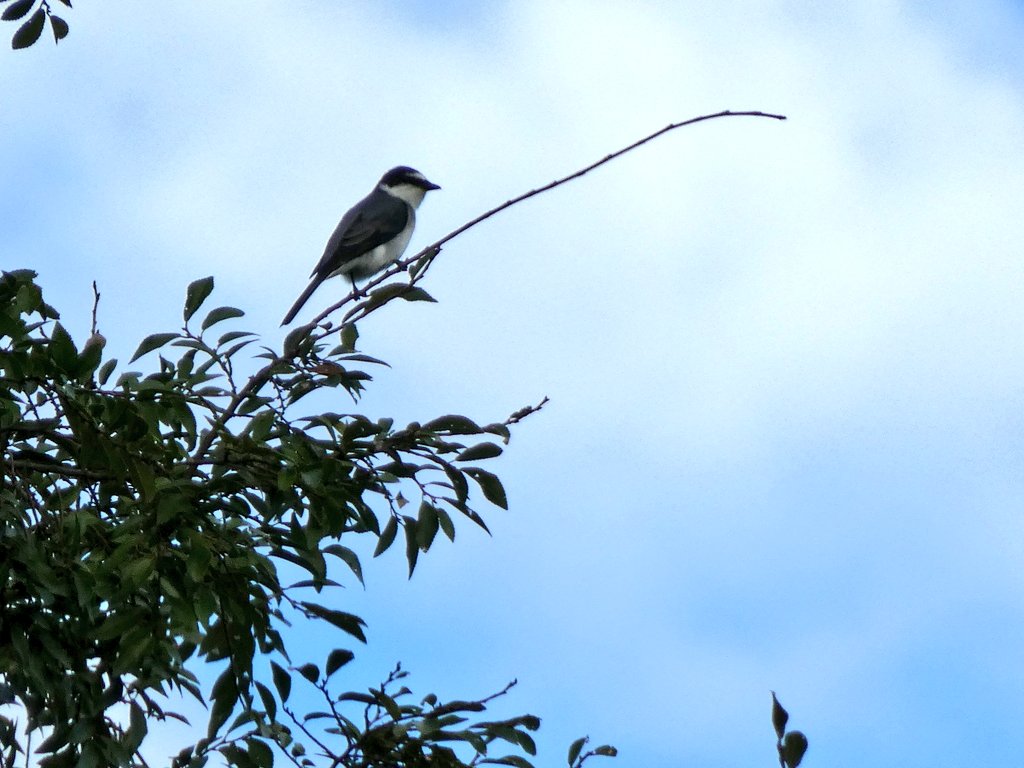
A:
[424, 180, 441, 191]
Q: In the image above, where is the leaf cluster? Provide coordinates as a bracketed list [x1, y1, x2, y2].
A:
[0, 270, 571, 768]
[1, 0, 69, 49]
[198, 661, 601, 768]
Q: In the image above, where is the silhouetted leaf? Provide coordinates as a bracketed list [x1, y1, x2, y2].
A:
[247, 738, 274, 768]
[417, 502, 439, 550]
[374, 515, 398, 557]
[399, 286, 436, 302]
[208, 667, 238, 738]
[323, 544, 364, 585]
[201, 306, 244, 330]
[423, 414, 483, 434]
[2, 0, 35, 22]
[465, 467, 508, 509]
[49, 14, 68, 42]
[48, 322, 77, 372]
[325, 649, 355, 677]
[339, 322, 358, 352]
[404, 516, 420, 576]
[780, 731, 808, 768]
[771, 691, 789, 740]
[301, 603, 367, 642]
[297, 664, 319, 684]
[255, 681, 277, 721]
[270, 662, 291, 703]
[568, 737, 587, 766]
[456, 442, 503, 462]
[97, 358, 117, 384]
[131, 332, 178, 362]
[183, 276, 215, 322]
[124, 702, 147, 753]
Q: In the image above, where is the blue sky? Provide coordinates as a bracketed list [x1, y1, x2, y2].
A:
[4, 1, 1024, 766]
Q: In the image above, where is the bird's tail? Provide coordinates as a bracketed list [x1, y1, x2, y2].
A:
[281, 279, 322, 326]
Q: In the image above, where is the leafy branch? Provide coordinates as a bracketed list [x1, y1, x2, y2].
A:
[1, 0, 70, 49]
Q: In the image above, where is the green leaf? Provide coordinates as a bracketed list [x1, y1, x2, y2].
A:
[465, 467, 508, 509]
[593, 745, 617, 757]
[423, 414, 483, 434]
[131, 332, 178, 362]
[365, 283, 413, 305]
[247, 738, 274, 768]
[780, 731, 808, 768]
[417, 502, 440, 550]
[771, 691, 789, 740]
[2, 0, 35, 22]
[301, 603, 367, 643]
[399, 286, 436, 303]
[12, 13, 46, 51]
[374, 515, 398, 557]
[437, 506, 456, 542]
[217, 329, 257, 346]
[208, 667, 238, 738]
[523, 734, 539, 756]
[184, 276, 215, 322]
[270, 662, 292, 702]
[283, 323, 313, 356]
[201, 306, 245, 330]
[97, 358, 117, 385]
[297, 663, 319, 684]
[323, 544, 364, 585]
[94, 610, 142, 642]
[255, 681, 277, 721]
[487, 757, 534, 768]
[404, 516, 420, 577]
[325, 649, 355, 677]
[568, 737, 587, 766]
[49, 319, 77, 361]
[124, 702, 147, 753]
[49, 14, 68, 42]
[339, 322, 358, 352]
[338, 692, 375, 705]
[484, 422, 513, 443]
[456, 442, 503, 462]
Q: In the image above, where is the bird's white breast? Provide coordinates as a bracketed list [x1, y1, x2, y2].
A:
[340, 206, 416, 278]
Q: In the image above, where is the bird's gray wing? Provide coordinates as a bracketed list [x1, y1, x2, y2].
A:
[283, 192, 410, 326]
[312, 196, 410, 279]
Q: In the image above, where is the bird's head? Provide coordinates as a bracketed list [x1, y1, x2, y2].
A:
[379, 166, 441, 208]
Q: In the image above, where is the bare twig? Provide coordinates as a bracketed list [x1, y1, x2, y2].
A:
[310, 109, 786, 327]
[90, 281, 101, 336]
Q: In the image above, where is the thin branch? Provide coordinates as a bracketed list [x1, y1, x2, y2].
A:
[6, 458, 111, 481]
[90, 281, 101, 336]
[506, 397, 549, 426]
[310, 109, 786, 327]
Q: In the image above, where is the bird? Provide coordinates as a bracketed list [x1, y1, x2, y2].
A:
[281, 166, 441, 325]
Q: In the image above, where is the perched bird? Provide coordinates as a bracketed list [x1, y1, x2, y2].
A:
[282, 166, 440, 325]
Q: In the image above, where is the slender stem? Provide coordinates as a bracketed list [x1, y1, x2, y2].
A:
[310, 109, 786, 326]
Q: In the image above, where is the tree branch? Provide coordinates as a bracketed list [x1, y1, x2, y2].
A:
[310, 109, 786, 327]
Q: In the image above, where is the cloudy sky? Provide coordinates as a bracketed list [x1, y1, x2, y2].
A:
[4, 1, 1024, 765]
